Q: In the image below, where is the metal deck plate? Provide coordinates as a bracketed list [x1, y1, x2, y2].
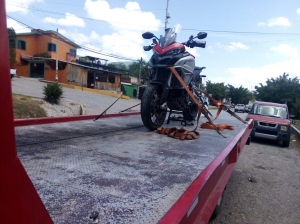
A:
[15, 113, 246, 223]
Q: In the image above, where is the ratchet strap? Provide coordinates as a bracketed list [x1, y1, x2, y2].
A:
[168, 66, 226, 137]
[156, 67, 238, 140]
[195, 88, 247, 124]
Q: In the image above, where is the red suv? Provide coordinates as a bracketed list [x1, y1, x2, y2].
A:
[246, 101, 291, 147]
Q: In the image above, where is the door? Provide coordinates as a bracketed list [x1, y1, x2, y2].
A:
[30, 62, 44, 78]
[87, 71, 94, 88]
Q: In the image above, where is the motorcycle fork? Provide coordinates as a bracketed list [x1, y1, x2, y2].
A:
[150, 73, 172, 105]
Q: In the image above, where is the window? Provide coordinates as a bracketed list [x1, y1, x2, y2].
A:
[108, 76, 115, 83]
[70, 49, 76, 57]
[48, 43, 56, 52]
[9, 39, 16, 48]
[17, 40, 26, 50]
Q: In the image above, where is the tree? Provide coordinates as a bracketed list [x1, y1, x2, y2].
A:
[128, 59, 149, 78]
[7, 27, 16, 35]
[227, 84, 252, 105]
[7, 27, 16, 63]
[255, 73, 300, 118]
[205, 81, 228, 102]
[107, 62, 127, 70]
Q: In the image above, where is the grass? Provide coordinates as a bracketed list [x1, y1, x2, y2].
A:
[13, 94, 47, 119]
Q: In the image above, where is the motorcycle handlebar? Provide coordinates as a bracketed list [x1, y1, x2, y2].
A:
[183, 40, 206, 48]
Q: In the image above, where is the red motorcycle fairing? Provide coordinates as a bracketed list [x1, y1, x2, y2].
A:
[153, 42, 185, 55]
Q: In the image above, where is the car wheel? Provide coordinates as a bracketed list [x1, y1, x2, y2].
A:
[282, 140, 290, 147]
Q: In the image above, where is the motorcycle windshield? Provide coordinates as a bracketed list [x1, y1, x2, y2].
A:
[159, 27, 177, 48]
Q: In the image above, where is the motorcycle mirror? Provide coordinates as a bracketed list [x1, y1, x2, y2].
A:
[142, 32, 155, 39]
[197, 32, 207, 39]
[143, 46, 153, 51]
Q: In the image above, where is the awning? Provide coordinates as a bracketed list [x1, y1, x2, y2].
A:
[20, 53, 33, 60]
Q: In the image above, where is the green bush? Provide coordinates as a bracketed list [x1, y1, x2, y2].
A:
[43, 82, 63, 104]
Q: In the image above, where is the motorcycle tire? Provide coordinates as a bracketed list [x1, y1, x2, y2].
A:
[141, 84, 167, 131]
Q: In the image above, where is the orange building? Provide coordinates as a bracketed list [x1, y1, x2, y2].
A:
[9, 29, 123, 92]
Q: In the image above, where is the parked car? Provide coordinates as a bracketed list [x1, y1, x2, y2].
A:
[10, 69, 16, 79]
[245, 106, 250, 113]
[234, 104, 246, 113]
[246, 101, 291, 147]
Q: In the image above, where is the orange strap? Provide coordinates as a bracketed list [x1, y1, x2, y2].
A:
[156, 66, 235, 140]
[200, 122, 235, 131]
[169, 67, 225, 137]
[157, 127, 200, 140]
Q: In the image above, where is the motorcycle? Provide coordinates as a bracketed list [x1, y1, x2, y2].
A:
[140, 26, 211, 131]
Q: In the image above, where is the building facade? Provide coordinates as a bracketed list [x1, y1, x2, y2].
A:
[9, 29, 122, 92]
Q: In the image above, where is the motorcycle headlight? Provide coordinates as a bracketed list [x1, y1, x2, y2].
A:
[280, 125, 288, 131]
[163, 48, 182, 56]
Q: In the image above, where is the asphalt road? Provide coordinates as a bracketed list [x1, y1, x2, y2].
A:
[11, 76, 141, 114]
[11, 77, 300, 224]
[210, 114, 300, 224]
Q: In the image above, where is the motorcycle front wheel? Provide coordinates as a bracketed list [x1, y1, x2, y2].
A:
[141, 84, 167, 131]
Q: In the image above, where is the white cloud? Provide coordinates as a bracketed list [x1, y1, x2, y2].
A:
[216, 42, 249, 52]
[297, 8, 300, 14]
[257, 17, 291, 27]
[6, 18, 31, 33]
[100, 30, 147, 60]
[270, 44, 298, 58]
[59, 29, 91, 44]
[83, 0, 162, 61]
[185, 47, 199, 57]
[224, 59, 300, 90]
[90, 31, 100, 39]
[43, 13, 85, 27]
[227, 42, 249, 51]
[5, 0, 43, 14]
[84, 0, 161, 32]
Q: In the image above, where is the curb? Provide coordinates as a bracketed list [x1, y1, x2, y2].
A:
[80, 104, 85, 115]
[39, 79, 131, 100]
[291, 125, 300, 139]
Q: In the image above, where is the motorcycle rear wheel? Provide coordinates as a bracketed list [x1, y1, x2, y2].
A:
[141, 84, 167, 131]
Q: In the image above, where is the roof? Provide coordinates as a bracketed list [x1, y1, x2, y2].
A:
[20, 53, 33, 60]
[9, 29, 81, 48]
[19, 55, 123, 75]
[85, 56, 108, 62]
[254, 101, 287, 108]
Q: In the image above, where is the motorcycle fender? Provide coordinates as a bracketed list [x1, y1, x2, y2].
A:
[149, 80, 169, 104]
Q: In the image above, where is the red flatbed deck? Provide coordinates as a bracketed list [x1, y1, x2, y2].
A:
[15, 114, 251, 223]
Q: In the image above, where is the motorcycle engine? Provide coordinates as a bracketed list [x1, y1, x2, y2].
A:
[167, 97, 186, 111]
[167, 97, 198, 122]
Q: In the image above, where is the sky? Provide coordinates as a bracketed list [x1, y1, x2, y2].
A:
[5, 0, 300, 91]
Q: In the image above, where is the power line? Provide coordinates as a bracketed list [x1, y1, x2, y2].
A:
[7, 3, 300, 36]
[7, 15, 139, 62]
[8, 0, 164, 10]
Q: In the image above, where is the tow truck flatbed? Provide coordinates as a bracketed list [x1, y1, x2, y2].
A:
[15, 113, 251, 223]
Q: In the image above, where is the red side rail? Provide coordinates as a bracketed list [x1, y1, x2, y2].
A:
[14, 112, 140, 127]
[158, 120, 253, 224]
[0, 2, 53, 223]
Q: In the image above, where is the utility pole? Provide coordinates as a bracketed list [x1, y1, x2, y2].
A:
[138, 57, 142, 85]
[55, 28, 58, 82]
[165, 0, 170, 30]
